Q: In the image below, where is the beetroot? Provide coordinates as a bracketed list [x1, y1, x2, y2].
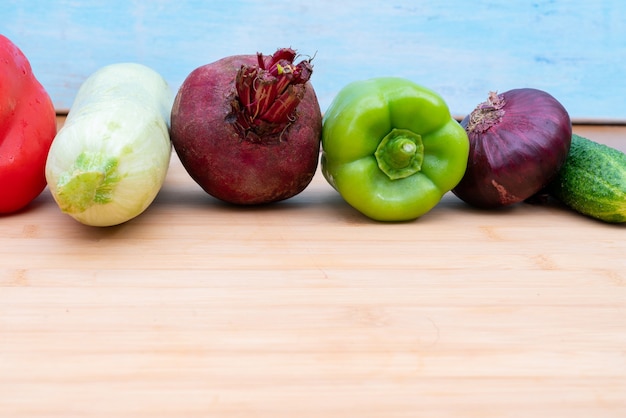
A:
[170, 48, 322, 205]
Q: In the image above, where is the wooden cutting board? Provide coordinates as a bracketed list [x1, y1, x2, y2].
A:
[1, 122, 625, 418]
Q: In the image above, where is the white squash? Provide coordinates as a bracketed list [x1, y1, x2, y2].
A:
[45, 63, 173, 226]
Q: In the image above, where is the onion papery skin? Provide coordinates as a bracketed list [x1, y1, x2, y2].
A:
[452, 88, 572, 209]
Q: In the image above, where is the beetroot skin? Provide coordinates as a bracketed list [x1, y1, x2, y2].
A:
[170, 48, 322, 205]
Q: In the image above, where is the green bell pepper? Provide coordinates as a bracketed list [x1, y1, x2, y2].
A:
[321, 77, 469, 221]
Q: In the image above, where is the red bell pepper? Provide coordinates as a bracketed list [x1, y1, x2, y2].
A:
[1, 34, 57, 214]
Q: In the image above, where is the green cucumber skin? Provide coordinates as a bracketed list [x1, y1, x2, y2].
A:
[549, 134, 626, 223]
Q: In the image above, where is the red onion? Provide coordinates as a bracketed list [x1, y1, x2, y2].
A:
[452, 88, 572, 208]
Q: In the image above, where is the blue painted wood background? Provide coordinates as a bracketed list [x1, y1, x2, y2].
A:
[2, 0, 625, 122]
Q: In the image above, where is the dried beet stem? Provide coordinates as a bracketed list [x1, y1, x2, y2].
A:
[232, 48, 313, 142]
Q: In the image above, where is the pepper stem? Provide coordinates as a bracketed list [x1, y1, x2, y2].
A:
[375, 128, 424, 180]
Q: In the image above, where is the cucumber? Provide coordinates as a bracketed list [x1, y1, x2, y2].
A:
[548, 134, 626, 223]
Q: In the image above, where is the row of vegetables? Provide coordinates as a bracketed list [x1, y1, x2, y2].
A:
[2, 34, 625, 226]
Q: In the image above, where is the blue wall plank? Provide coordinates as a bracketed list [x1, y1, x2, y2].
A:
[2, 0, 625, 121]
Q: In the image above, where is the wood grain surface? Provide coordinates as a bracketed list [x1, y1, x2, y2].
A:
[1, 123, 625, 417]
